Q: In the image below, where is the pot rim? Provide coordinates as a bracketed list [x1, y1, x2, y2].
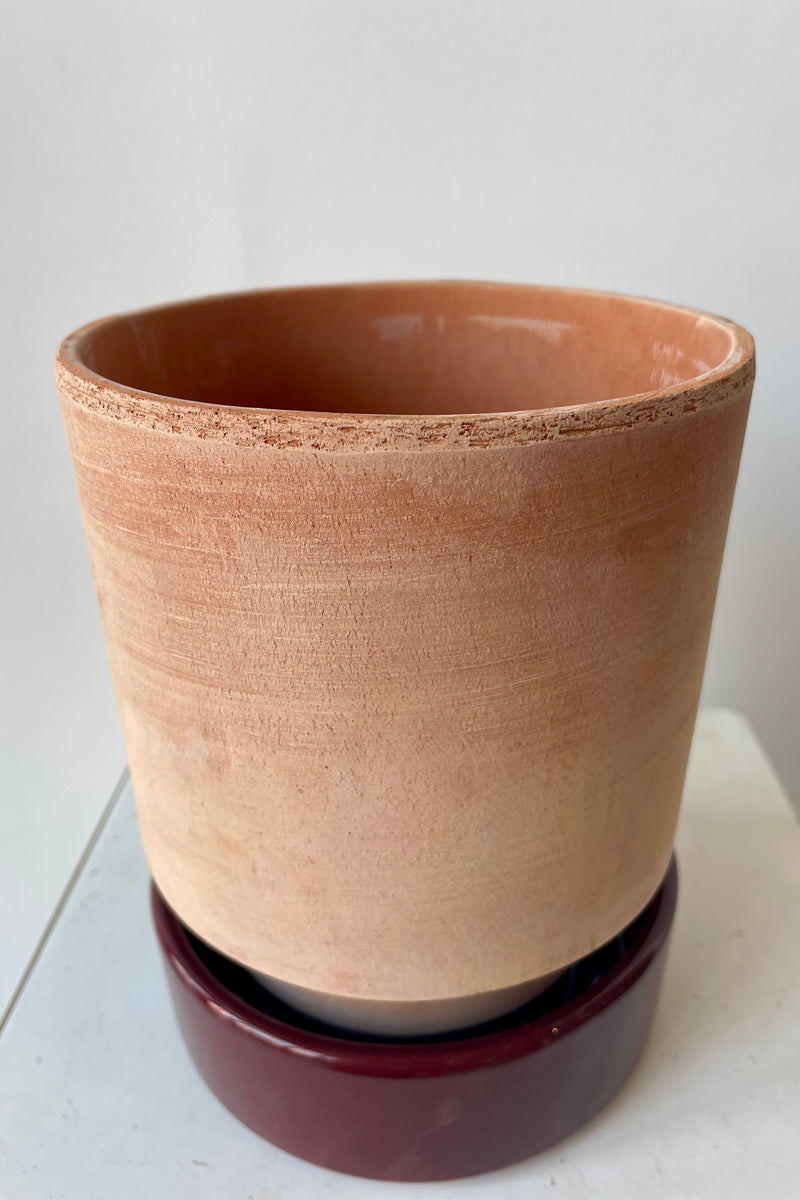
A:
[56, 280, 755, 451]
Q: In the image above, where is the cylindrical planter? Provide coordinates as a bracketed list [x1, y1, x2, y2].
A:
[57, 282, 754, 1018]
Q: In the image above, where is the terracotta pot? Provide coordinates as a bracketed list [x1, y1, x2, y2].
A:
[56, 282, 754, 1019]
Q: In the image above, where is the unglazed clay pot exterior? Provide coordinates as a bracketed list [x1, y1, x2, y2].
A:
[56, 282, 754, 1016]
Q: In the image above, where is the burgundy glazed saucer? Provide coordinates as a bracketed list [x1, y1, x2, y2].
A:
[152, 857, 677, 1183]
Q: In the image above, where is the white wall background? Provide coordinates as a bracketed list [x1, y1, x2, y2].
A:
[1, 0, 798, 1009]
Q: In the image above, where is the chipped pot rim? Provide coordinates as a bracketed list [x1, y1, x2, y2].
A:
[55, 280, 755, 452]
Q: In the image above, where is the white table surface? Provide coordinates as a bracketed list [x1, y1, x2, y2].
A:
[1, 708, 798, 1200]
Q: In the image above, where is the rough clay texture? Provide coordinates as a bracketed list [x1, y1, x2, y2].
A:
[56, 284, 754, 1001]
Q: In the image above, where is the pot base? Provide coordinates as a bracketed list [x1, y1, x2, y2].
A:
[250, 965, 564, 1037]
[152, 857, 677, 1182]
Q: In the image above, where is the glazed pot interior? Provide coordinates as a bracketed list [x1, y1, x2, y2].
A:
[72, 282, 738, 417]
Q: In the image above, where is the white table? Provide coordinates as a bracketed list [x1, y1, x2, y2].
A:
[1, 709, 798, 1199]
